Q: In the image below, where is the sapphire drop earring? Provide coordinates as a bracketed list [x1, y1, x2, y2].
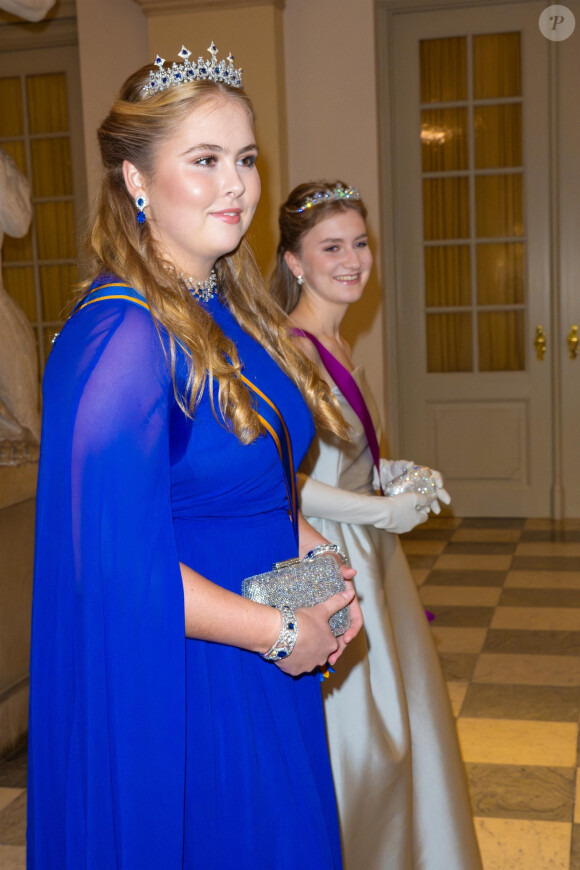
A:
[135, 195, 147, 224]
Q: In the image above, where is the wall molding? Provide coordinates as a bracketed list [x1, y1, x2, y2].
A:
[0, 16, 76, 50]
[0, 0, 77, 51]
[132, 0, 284, 15]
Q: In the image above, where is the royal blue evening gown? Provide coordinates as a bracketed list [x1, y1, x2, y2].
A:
[27, 280, 342, 869]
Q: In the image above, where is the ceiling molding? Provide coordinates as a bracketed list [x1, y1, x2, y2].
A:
[132, 0, 284, 15]
[379, 0, 535, 11]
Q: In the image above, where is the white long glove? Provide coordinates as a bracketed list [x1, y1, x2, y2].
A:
[372, 459, 452, 515]
[372, 458, 415, 488]
[297, 474, 431, 535]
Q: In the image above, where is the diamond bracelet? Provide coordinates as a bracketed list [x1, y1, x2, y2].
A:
[262, 605, 298, 662]
[305, 543, 350, 567]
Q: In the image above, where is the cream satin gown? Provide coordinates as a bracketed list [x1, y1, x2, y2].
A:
[300, 368, 482, 870]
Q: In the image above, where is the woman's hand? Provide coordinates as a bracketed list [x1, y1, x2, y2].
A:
[372, 458, 415, 491]
[372, 460, 452, 515]
[277, 512, 362, 675]
[372, 492, 431, 533]
[328, 575, 362, 666]
[427, 468, 452, 514]
[275, 570, 362, 676]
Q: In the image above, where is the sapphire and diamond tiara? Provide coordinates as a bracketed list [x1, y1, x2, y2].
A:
[143, 42, 242, 96]
[295, 185, 361, 214]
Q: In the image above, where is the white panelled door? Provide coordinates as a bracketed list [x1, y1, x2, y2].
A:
[386, 1, 578, 517]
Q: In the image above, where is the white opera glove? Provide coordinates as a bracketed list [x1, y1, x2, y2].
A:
[297, 474, 431, 535]
[372, 458, 415, 491]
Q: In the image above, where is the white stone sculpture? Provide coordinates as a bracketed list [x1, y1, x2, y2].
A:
[0, 148, 41, 464]
[0, 0, 56, 22]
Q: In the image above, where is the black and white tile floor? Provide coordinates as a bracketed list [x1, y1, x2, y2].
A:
[2, 516, 580, 869]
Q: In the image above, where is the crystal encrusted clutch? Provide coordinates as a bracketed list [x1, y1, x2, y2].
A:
[242, 554, 350, 637]
[384, 465, 438, 500]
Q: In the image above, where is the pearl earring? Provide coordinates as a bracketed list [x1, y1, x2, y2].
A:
[296, 275, 304, 286]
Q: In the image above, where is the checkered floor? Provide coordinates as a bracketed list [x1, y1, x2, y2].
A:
[2, 516, 580, 869]
[403, 516, 580, 870]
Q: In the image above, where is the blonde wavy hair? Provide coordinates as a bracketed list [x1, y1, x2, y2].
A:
[81, 67, 346, 444]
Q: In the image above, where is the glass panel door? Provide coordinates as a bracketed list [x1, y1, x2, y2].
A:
[420, 32, 525, 375]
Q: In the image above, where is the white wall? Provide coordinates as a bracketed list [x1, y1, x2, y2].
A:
[76, 0, 148, 210]
[283, 0, 387, 426]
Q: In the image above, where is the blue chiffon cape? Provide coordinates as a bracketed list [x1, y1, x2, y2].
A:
[27, 278, 342, 869]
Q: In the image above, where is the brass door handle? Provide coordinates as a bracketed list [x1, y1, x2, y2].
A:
[568, 325, 579, 359]
[534, 325, 546, 361]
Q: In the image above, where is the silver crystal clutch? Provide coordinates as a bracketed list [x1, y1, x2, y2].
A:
[242, 554, 350, 637]
[384, 465, 438, 500]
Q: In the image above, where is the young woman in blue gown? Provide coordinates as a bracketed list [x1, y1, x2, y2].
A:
[27, 49, 362, 869]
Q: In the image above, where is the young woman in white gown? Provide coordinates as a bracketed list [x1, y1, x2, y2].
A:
[271, 181, 483, 870]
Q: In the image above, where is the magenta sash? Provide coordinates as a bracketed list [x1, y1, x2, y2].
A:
[292, 328, 385, 494]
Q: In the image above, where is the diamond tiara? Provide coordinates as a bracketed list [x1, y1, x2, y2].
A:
[295, 184, 362, 214]
[143, 42, 243, 96]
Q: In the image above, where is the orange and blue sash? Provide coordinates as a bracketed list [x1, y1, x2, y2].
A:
[70, 280, 299, 542]
[238, 373, 298, 542]
[72, 280, 149, 315]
